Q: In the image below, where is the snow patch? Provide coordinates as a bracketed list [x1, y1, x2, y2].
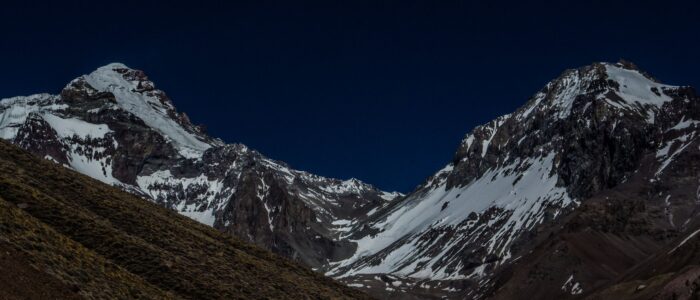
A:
[65, 145, 120, 185]
[656, 132, 696, 177]
[0, 94, 64, 139]
[562, 274, 583, 295]
[605, 64, 674, 109]
[669, 228, 700, 254]
[41, 113, 111, 139]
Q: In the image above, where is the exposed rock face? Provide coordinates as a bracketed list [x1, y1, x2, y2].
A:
[0, 63, 401, 268]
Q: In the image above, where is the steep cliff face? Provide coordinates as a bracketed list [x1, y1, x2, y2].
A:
[325, 62, 700, 299]
[488, 82, 700, 300]
[0, 63, 401, 267]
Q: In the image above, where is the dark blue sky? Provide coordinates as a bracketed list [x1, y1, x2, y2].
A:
[1, 1, 698, 192]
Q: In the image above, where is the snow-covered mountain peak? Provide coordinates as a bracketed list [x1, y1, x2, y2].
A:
[67, 62, 140, 94]
[99, 62, 130, 70]
[326, 61, 699, 298]
[448, 62, 687, 186]
[69, 63, 217, 158]
[498, 61, 684, 130]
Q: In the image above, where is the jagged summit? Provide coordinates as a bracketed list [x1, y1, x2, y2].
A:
[69, 62, 218, 158]
[445, 61, 685, 189]
[514, 61, 678, 122]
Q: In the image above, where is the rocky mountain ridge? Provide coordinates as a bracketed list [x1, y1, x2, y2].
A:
[0, 63, 401, 268]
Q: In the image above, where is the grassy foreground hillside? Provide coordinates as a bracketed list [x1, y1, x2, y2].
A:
[0, 139, 369, 299]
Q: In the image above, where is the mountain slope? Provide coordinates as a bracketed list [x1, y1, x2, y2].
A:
[0, 63, 401, 267]
[0, 138, 369, 299]
[0, 241, 83, 300]
[325, 61, 700, 299]
[488, 90, 700, 299]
